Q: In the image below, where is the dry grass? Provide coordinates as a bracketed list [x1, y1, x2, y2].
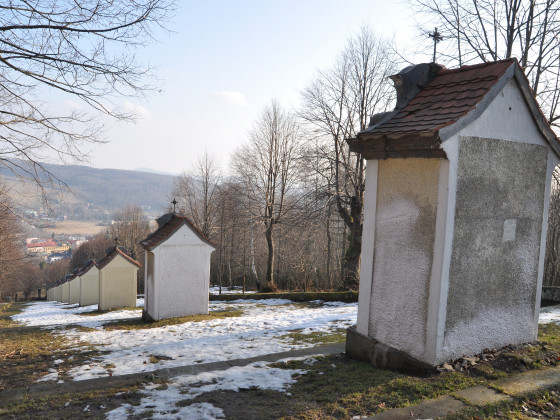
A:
[0, 303, 104, 390]
[43, 220, 106, 236]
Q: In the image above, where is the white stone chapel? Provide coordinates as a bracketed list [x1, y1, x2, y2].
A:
[140, 213, 216, 321]
[346, 59, 560, 370]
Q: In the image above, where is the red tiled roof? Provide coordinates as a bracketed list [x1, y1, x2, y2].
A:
[141, 213, 215, 251]
[367, 60, 512, 137]
[96, 246, 141, 270]
[27, 240, 57, 248]
[349, 58, 560, 159]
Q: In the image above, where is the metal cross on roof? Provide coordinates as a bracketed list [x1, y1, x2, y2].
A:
[114, 237, 118, 246]
[429, 27, 443, 63]
[171, 198, 178, 213]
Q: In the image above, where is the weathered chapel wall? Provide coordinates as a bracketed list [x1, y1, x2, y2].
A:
[99, 255, 137, 310]
[79, 267, 99, 306]
[69, 278, 80, 304]
[62, 282, 70, 303]
[151, 224, 211, 320]
[368, 158, 440, 361]
[436, 79, 555, 360]
[442, 136, 547, 358]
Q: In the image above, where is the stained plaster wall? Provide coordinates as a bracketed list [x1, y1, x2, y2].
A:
[98, 254, 138, 311]
[79, 266, 99, 306]
[145, 224, 213, 320]
[69, 279, 80, 304]
[436, 79, 558, 362]
[363, 158, 443, 361]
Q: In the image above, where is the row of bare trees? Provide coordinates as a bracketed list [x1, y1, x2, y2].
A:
[172, 6, 560, 291]
[0, 184, 66, 299]
[4, 1, 560, 295]
[167, 27, 397, 291]
[67, 205, 150, 293]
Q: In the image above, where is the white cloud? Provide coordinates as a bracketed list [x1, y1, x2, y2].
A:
[122, 101, 153, 120]
[212, 90, 247, 106]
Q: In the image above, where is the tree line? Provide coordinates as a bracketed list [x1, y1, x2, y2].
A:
[3, 1, 560, 297]
[168, 27, 397, 292]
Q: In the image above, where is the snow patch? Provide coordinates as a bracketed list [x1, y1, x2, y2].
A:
[105, 360, 305, 419]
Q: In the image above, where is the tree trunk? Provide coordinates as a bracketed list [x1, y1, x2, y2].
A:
[250, 220, 259, 290]
[342, 197, 362, 289]
[265, 224, 275, 288]
[326, 205, 332, 290]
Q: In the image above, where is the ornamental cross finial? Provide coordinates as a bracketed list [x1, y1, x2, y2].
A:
[172, 198, 178, 213]
[429, 27, 443, 63]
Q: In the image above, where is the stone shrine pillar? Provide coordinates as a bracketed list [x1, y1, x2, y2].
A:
[345, 59, 560, 369]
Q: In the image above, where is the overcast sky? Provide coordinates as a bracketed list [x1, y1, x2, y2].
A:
[83, 0, 434, 175]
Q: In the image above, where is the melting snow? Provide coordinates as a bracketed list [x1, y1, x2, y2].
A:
[17, 299, 560, 419]
[14, 298, 356, 381]
[105, 359, 306, 419]
[538, 304, 560, 324]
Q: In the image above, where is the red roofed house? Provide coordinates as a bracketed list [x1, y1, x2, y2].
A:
[141, 213, 216, 321]
[27, 239, 57, 254]
[97, 246, 141, 311]
[345, 59, 560, 370]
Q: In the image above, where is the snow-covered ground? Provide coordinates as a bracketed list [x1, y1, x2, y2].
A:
[537, 304, 560, 324]
[13, 298, 356, 381]
[13, 297, 355, 418]
[16, 301, 560, 418]
[106, 357, 311, 419]
[13, 298, 144, 329]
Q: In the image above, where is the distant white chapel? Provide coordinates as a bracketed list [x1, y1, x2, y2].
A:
[141, 213, 216, 321]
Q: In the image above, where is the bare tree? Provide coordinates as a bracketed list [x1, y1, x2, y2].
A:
[0, 1, 175, 206]
[70, 233, 114, 271]
[109, 205, 150, 260]
[544, 169, 560, 287]
[108, 204, 151, 292]
[413, 0, 560, 127]
[173, 152, 221, 239]
[0, 204, 27, 297]
[41, 259, 70, 290]
[299, 26, 398, 288]
[232, 100, 302, 290]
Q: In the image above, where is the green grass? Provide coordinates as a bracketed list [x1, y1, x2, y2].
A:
[280, 328, 347, 346]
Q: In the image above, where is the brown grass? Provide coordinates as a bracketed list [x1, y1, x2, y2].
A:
[43, 220, 106, 236]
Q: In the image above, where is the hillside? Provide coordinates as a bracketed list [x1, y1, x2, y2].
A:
[1, 160, 177, 215]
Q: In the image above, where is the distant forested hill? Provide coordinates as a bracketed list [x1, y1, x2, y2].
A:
[0, 160, 176, 213]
